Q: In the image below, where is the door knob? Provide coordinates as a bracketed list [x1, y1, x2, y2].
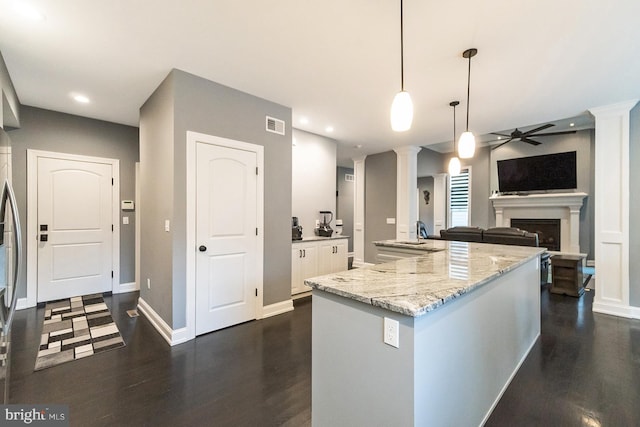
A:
[198, 245, 207, 252]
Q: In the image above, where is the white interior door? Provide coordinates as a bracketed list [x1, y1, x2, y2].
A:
[195, 142, 258, 335]
[37, 157, 113, 302]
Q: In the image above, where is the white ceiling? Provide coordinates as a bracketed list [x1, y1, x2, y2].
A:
[1, 0, 639, 166]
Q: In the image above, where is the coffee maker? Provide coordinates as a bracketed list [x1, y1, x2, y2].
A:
[315, 211, 333, 237]
[292, 216, 303, 240]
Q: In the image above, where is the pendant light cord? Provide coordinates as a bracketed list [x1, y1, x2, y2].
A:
[453, 104, 456, 151]
[465, 54, 471, 132]
[400, 0, 404, 91]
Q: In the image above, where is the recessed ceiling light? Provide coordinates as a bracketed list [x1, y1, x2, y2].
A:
[355, 144, 363, 149]
[325, 126, 334, 133]
[72, 94, 90, 104]
[569, 122, 575, 127]
[299, 117, 309, 125]
[14, 2, 46, 21]
[497, 136, 502, 140]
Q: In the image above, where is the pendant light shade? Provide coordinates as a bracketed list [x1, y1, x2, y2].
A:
[390, 0, 412, 132]
[458, 131, 476, 158]
[448, 100, 461, 176]
[391, 91, 413, 132]
[458, 48, 478, 159]
[448, 156, 461, 176]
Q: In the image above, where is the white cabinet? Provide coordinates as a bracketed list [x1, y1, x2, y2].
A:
[318, 240, 348, 276]
[292, 238, 348, 296]
[291, 242, 318, 295]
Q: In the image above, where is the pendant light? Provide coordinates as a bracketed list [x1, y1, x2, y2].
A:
[448, 101, 461, 176]
[390, 0, 413, 132]
[458, 48, 478, 159]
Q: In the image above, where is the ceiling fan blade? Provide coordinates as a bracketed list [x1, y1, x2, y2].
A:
[521, 123, 554, 136]
[490, 132, 512, 137]
[491, 139, 513, 150]
[529, 130, 577, 137]
[521, 137, 542, 146]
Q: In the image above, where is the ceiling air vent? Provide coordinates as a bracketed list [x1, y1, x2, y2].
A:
[266, 116, 285, 135]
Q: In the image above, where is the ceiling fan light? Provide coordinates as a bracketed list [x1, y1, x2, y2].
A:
[448, 156, 461, 176]
[391, 91, 413, 132]
[458, 131, 475, 158]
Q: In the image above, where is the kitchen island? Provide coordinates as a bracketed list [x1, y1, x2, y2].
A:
[305, 240, 544, 427]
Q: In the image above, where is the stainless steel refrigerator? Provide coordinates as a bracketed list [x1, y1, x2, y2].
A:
[0, 127, 21, 403]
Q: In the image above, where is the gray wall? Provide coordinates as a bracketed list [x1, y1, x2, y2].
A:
[292, 129, 337, 238]
[417, 146, 446, 177]
[417, 176, 434, 235]
[140, 69, 292, 329]
[489, 130, 595, 260]
[629, 104, 640, 307]
[139, 73, 175, 325]
[337, 166, 354, 251]
[464, 145, 492, 229]
[10, 106, 139, 298]
[364, 151, 396, 263]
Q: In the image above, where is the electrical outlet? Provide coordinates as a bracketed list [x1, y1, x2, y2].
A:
[147, 278, 151, 289]
[383, 317, 399, 348]
[123, 216, 129, 225]
[164, 220, 170, 232]
[386, 218, 396, 225]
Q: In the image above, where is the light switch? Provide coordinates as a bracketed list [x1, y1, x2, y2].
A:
[165, 220, 170, 232]
[123, 216, 129, 225]
[386, 218, 396, 225]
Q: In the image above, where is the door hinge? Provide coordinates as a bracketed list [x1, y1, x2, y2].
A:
[256, 228, 258, 236]
[112, 178, 114, 185]
[112, 224, 114, 231]
[111, 271, 114, 278]
[256, 167, 258, 175]
[255, 288, 258, 297]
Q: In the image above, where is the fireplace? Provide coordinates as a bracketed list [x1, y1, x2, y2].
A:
[511, 218, 561, 251]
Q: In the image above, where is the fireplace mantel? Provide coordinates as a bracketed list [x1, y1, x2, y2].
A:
[490, 192, 588, 253]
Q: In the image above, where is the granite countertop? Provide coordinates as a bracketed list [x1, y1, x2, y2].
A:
[305, 240, 544, 317]
[293, 235, 349, 243]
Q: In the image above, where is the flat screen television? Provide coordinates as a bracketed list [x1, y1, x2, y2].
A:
[497, 151, 577, 193]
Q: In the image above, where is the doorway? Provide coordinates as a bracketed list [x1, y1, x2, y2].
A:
[186, 132, 264, 338]
[26, 150, 120, 305]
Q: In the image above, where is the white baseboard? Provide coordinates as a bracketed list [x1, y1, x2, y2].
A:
[292, 291, 311, 300]
[261, 299, 294, 318]
[16, 297, 30, 310]
[115, 281, 138, 294]
[586, 259, 595, 267]
[592, 302, 640, 319]
[137, 297, 192, 346]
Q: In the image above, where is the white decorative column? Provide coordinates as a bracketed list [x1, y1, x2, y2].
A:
[589, 99, 639, 318]
[433, 173, 448, 235]
[393, 146, 422, 241]
[352, 155, 367, 267]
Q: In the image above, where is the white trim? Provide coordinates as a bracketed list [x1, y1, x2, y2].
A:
[186, 131, 265, 341]
[292, 291, 312, 300]
[352, 155, 366, 267]
[16, 297, 28, 311]
[592, 302, 640, 320]
[135, 162, 140, 291]
[26, 149, 120, 308]
[393, 146, 421, 241]
[115, 282, 137, 294]
[137, 297, 191, 346]
[261, 299, 294, 318]
[589, 99, 638, 317]
[352, 261, 374, 268]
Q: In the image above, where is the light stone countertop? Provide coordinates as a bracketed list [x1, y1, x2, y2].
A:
[293, 235, 349, 243]
[304, 240, 545, 317]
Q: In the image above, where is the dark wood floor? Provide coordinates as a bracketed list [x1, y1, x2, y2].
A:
[8, 284, 640, 426]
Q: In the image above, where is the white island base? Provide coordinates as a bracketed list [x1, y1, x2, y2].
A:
[312, 257, 540, 427]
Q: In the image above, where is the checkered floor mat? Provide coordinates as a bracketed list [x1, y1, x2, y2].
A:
[34, 294, 125, 371]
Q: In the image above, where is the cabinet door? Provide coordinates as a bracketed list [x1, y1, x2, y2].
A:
[332, 240, 348, 273]
[317, 242, 335, 276]
[292, 243, 318, 295]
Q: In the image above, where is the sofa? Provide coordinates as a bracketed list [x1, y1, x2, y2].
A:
[440, 226, 539, 247]
[439, 226, 548, 285]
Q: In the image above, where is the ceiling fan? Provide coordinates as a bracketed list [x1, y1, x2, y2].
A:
[490, 124, 576, 150]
